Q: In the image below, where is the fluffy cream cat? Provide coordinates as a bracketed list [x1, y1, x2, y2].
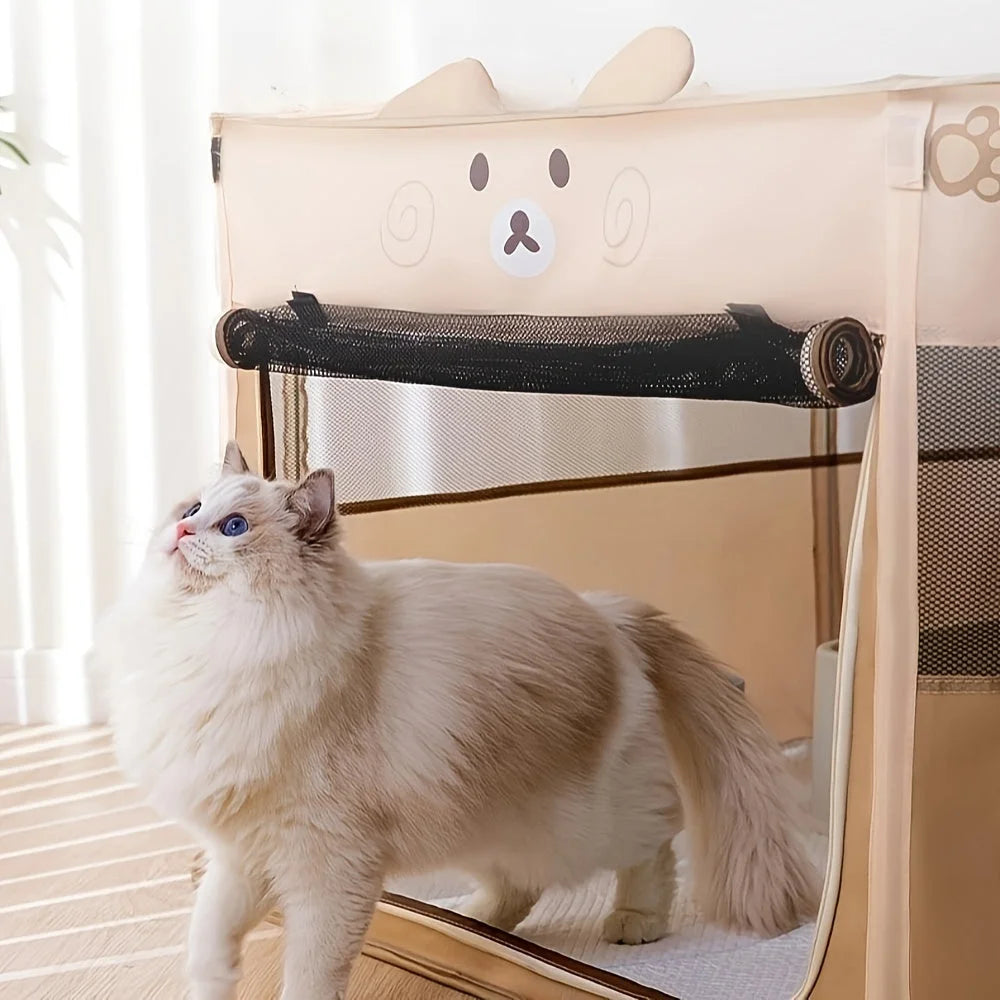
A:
[93, 442, 819, 1000]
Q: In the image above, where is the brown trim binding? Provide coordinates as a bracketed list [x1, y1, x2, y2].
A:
[215, 309, 237, 367]
[298, 376, 309, 478]
[340, 452, 864, 516]
[378, 892, 681, 1000]
[280, 374, 309, 481]
[258, 366, 277, 480]
[917, 676, 1000, 694]
[919, 446, 1000, 463]
[360, 935, 543, 1000]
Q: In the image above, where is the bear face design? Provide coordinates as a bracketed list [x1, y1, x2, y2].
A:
[471, 147, 568, 278]
[375, 28, 693, 281]
[379, 146, 652, 279]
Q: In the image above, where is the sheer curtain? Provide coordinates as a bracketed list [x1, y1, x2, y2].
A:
[0, 0, 224, 723]
[0, 0, 423, 724]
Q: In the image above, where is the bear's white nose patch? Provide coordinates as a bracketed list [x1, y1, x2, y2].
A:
[489, 198, 556, 278]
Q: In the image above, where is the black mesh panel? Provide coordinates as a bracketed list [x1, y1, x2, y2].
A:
[217, 293, 880, 409]
[917, 345, 1000, 678]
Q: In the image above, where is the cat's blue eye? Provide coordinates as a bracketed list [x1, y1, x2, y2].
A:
[182, 502, 201, 519]
[220, 515, 249, 537]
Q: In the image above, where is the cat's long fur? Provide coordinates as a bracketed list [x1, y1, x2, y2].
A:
[93, 443, 818, 1000]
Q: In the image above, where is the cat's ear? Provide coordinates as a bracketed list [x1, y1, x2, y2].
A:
[288, 469, 337, 542]
[222, 440, 250, 476]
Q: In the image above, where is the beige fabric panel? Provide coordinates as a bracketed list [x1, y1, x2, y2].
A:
[918, 85, 1000, 347]
[217, 95, 887, 330]
[808, 470, 877, 1000]
[258, 938, 478, 1000]
[365, 910, 620, 1000]
[909, 690, 1000, 1000]
[343, 471, 818, 742]
[217, 79, 1000, 346]
[351, 958, 474, 999]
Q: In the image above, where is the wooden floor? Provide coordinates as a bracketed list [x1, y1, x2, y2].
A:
[0, 726, 469, 999]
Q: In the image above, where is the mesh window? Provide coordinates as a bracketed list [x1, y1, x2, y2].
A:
[917, 345, 1000, 678]
[270, 372, 873, 505]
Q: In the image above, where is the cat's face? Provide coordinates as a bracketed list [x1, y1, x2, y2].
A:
[151, 442, 337, 593]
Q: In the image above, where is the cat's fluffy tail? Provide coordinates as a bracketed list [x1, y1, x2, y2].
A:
[601, 596, 821, 936]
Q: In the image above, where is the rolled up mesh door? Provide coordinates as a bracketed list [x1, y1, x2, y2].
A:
[218, 293, 878, 502]
[219, 294, 879, 407]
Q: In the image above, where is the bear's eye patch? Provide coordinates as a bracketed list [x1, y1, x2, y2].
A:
[470, 152, 489, 191]
[548, 148, 570, 188]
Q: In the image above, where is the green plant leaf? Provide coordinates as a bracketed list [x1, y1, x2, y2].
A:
[0, 134, 29, 165]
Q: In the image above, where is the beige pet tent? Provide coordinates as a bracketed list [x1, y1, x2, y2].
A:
[207, 27, 1000, 1000]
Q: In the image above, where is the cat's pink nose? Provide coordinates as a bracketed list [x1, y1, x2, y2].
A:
[175, 521, 194, 542]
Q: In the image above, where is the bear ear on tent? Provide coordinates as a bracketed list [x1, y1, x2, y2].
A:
[378, 58, 504, 119]
[577, 27, 695, 109]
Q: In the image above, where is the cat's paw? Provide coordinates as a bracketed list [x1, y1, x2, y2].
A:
[929, 105, 1000, 203]
[188, 957, 239, 1000]
[458, 887, 535, 932]
[189, 979, 238, 1000]
[602, 908, 670, 945]
[458, 892, 514, 929]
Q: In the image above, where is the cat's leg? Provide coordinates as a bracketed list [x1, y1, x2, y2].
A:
[459, 869, 540, 932]
[188, 853, 271, 1000]
[602, 838, 676, 945]
[276, 841, 382, 1000]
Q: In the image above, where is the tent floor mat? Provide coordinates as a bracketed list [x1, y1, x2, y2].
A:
[387, 740, 825, 1000]
[388, 826, 825, 1000]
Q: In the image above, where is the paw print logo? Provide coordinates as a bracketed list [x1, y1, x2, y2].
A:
[928, 106, 1000, 203]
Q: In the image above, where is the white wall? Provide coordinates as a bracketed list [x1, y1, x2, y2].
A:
[1, 0, 998, 722]
[215, 0, 1000, 111]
